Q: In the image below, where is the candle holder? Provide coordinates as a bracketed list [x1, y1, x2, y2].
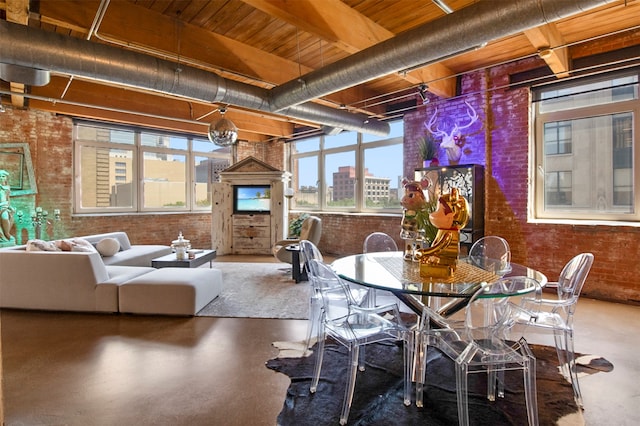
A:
[17, 206, 60, 240]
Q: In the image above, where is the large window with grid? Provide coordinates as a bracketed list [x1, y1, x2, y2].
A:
[73, 121, 232, 214]
[532, 68, 639, 222]
[289, 120, 404, 213]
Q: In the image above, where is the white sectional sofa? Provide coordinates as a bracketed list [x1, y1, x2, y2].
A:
[79, 231, 173, 267]
[0, 232, 222, 315]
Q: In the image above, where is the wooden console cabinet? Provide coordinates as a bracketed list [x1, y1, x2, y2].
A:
[211, 157, 291, 255]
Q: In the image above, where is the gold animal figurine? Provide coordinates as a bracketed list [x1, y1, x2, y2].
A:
[415, 188, 469, 278]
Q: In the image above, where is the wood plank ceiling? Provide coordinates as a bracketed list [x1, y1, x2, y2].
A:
[1, 0, 639, 142]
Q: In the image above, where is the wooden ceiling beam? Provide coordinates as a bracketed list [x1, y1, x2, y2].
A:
[524, 23, 570, 78]
[242, 0, 455, 98]
[36, 0, 386, 116]
[242, 0, 392, 54]
[5, 0, 30, 108]
[29, 76, 294, 140]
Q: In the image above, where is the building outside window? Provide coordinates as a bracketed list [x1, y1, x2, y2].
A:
[73, 121, 231, 214]
[532, 68, 639, 222]
[290, 120, 403, 212]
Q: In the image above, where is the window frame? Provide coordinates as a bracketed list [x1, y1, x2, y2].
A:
[73, 120, 231, 214]
[289, 119, 403, 213]
[531, 68, 640, 223]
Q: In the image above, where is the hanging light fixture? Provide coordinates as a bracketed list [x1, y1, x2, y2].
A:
[208, 107, 238, 146]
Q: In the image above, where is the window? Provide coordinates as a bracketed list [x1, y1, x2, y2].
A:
[532, 69, 639, 222]
[74, 121, 232, 213]
[290, 120, 403, 212]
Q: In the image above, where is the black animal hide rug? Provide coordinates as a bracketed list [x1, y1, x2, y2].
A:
[266, 340, 612, 426]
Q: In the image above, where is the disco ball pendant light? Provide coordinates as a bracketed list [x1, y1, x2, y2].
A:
[208, 107, 238, 146]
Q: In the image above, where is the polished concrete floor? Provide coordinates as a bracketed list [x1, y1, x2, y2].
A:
[1, 255, 639, 425]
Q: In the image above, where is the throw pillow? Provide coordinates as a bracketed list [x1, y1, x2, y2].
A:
[26, 239, 59, 252]
[96, 237, 120, 257]
[70, 238, 97, 253]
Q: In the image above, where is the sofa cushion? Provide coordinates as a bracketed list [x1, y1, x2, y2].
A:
[80, 232, 133, 251]
[119, 267, 223, 316]
[96, 237, 120, 257]
[100, 245, 173, 267]
[68, 238, 97, 253]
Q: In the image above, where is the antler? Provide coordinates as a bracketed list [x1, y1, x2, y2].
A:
[452, 101, 478, 133]
[424, 107, 447, 137]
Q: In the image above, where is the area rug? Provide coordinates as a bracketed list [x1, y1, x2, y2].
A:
[197, 262, 310, 319]
[266, 340, 613, 426]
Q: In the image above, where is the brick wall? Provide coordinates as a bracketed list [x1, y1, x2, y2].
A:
[0, 108, 281, 249]
[2, 33, 639, 303]
[402, 53, 640, 304]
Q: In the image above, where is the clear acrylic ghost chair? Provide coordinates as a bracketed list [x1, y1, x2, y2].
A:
[363, 232, 399, 253]
[362, 232, 399, 307]
[299, 239, 325, 351]
[512, 252, 594, 408]
[308, 259, 413, 425]
[417, 277, 542, 426]
[300, 240, 368, 352]
[469, 236, 512, 276]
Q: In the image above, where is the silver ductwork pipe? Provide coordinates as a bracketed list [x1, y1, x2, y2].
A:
[269, 0, 614, 111]
[0, 20, 389, 136]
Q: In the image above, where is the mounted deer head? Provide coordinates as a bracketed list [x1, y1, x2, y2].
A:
[424, 101, 478, 164]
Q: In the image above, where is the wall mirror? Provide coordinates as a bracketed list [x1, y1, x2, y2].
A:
[0, 143, 38, 195]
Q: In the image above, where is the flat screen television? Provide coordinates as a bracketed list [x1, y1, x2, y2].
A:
[233, 184, 271, 214]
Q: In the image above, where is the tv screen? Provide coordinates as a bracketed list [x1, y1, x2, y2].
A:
[233, 185, 271, 214]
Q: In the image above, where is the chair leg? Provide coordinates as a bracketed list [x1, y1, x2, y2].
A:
[415, 332, 427, 408]
[403, 332, 414, 407]
[304, 298, 319, 351]
[455, 360, 470, 426]
[565, 329, 584, 408]
[310, 324, 326, 393]
[340, 345, 360, 426]
[553, 328, 570, 380]
[519, 338, 539, 426]
[552, 327, 583, 406]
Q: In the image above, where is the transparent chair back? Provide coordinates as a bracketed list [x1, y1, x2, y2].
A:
[362, 232, 398, 307]
[300, 239, 323, 277]
[469, 236, 512, 276]
[363, 232, 398, 253]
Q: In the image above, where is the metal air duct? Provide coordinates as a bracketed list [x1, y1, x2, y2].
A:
[0, 20, 389, 136]
[268, 0, 614, 111]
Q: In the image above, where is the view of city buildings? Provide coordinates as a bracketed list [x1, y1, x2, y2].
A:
[77, 126, 229, 210]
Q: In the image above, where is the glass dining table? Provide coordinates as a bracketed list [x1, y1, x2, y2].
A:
[331, 251, 547, 317]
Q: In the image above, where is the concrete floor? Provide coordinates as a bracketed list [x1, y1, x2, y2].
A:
[1, 255, 639, 425]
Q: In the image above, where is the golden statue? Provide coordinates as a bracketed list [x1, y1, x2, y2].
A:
[416, 187, 469, 278]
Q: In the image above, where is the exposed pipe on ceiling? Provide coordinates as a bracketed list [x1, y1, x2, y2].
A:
[0, 0, 615, 137]
[268, 0, 615, 112]
[0, 20, 389, 136]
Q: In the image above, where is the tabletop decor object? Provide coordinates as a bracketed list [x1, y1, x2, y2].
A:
[416, 187, 469, 278]
[171, 231, 191, 260]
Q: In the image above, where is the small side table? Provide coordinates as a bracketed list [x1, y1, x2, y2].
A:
[151, 249, 217, 269]
[285, 244, 308, 283]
